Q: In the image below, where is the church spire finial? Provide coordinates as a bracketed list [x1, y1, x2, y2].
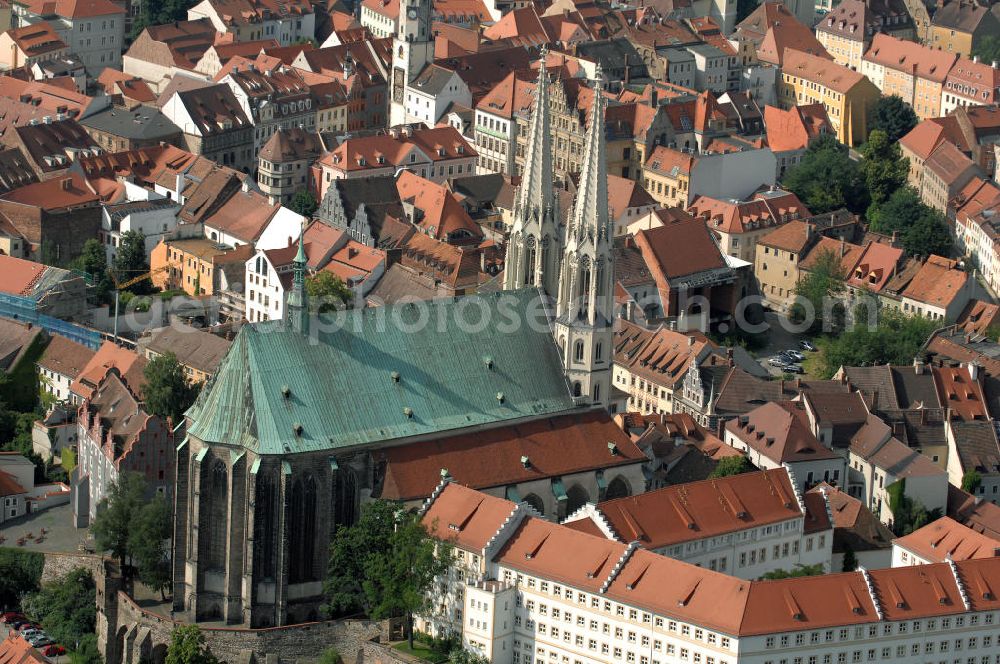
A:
[502, 46, 561, 296]
[286, 221, 309, 335]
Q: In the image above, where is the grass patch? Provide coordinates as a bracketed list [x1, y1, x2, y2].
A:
[392, 642, 449, 663]
[802, 352, 825, 379]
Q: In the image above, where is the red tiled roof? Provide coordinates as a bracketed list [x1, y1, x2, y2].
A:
[634, 212, 726, 279]
[0, 633, 46, 664]
[957, 300, 1000, 337]
[380, 410, 644, 501]
[21, 0, 124, 17]
[900, 115, 970, 161]
[0, 173, 99, 210]
[757, 219, 811, 252]
[932, 364, 988, 422]
[4, 21, 66, 56]
[574, 468, 807, 549]
[421, 481, 518, 551]
[764, 104, 832, 153]
[864, 33, 956, 82]
[70, 341, 146, 401]
[726, 401, 840, 463]
[395, 170, 481, 242]
[782, 48, 868, 93]
[0, 470, 26, 497]
[901, 254, 969, 309]
[0, 255, 46, 297]
[895, 516, 1000, 563]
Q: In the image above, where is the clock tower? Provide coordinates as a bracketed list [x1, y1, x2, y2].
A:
[390, 0, 434, 126]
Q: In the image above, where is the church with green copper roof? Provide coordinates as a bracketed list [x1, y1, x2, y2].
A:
[173, 61, 618, 629]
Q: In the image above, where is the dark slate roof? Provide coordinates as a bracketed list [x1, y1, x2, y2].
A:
[574, 38, 650, 81]
[79, 105, 182, 141]
[185, 288, 579, 454]
[891, 366, 941, 410]
[449, 173, 506, 207]
[952, 420, 1000, 475]
[411, 64, 458, 96]
[367, 263, 441, 303]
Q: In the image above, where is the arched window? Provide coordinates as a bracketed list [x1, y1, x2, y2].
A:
[593, 383, 600, 402]
[336, 467, 358, 526]
[523, 493, 545, 515]
[289, 474, 319, 583]
[253, 472, 278, 580]
[606, 476, 630, 500]
[595, 342, 603, 361]
[566, 485, 590, 515]
[206, 460, 228, 570]
[573, 381, 582, 397]
[525, 244, 536, 286]
[574, 340, 584, 363]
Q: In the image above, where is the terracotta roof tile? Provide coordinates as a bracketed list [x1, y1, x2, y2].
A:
[895, 516, 1000, 563]
[782, 48, 869, 94]
[36, 334, 95, 379]
[421, 481, 518, 551]
[380, 410, 644, 501]
[901, 254, 969, 308]
[726, 401, 840, 464]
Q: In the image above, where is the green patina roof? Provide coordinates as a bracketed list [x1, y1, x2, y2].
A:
[186, 289, 578, 455]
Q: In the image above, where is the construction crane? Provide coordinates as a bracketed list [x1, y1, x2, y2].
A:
[109, 265, 170, 342]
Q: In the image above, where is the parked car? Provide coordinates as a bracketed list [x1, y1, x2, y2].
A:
[27, 634, 52, 647]
[784, 349, 805, 362]
[1, 612, 24, 623]
[41, 645, 65, 657]
[768, 357, 787, 367]
[799, 340, 816, 352]
[20, 630, 43, 640]
[9, 619, 32, 630]
[781, 364, 805, 374]
[17, 624, 40, 634]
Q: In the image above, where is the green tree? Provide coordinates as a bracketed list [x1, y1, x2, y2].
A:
[290, 190, 318, 217]
[0, 549, 43, 611]
[816, 309, 938, 378]
[962, 470, 983, 494]
[113, 230, 152, 294]
[91, 472, 148, 573]
[306, 271, 353, 313]
[130, 494, 173, 599]
[861, 129, 909, 211]
[971, 35, 1000, 67]
[364, 511, 452, 649]
[868, 187, 953, 258]
[69, 634, 101, 664]
[782, 134, 869, 215]
[709, 455, 753, 478]
[128, 0, 189, 40]
[869, 95, 918, 143]
[71, 238, 114, 302]
[842, 545, 858, 572]
[22, 568, 96, 650]
[447, 649, 490, 664]
[324, 501, 398, 617]
[324, 501, 452, 649]
[165, 625, 220, 664]
[759, 564, 825, 580]
[143, 351, 199, 423]
[792, 248, 847, 331]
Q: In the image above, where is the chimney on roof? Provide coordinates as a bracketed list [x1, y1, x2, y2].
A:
[920, 407, 927, 426]
[650, 88, 658, 107]
[974, 55, 980, 64]
[60, 177, 71, 191]
[914, 355, 925, 375]
[969, 361, 980, 381]
[871, 388, 878, 411]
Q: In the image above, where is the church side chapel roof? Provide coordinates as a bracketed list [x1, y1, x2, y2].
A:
[185, 288, 578, 454]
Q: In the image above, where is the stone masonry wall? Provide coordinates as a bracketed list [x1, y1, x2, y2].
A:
[41, 552, 105, 584]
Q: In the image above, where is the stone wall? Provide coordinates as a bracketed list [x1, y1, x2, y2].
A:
[41, 552, 104, 584]
[100, 570, 390, 664]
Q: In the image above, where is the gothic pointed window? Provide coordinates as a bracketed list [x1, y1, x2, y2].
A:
[573, 381, 582, 397]
[335, 467, 358, 526]
[253, 471, 278, 580]
[574, 340, 584, 363]
[289, 474, 319, 583]
[206, 460, 228, 571]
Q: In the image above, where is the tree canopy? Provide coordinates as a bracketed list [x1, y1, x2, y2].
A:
[759, 564, 825, 580]
[0, 549, 43, 611]
[709, 455, 753, 478]
[113, 230, 153, 295]
[165, 625, 221, 664]
[962, 470, 983, 494]
[91, 472, 148, 572]
[129, 494, 173, 599]
[143, 351, 199, 423]
[290, 190, 318, 218]
[815, 309, 938, 379]
[22, 567, 96, 651]
[71, 239, 114, 303]
[868, 187, 953, 258]
[324, 501, 452, 648]
[792, 248, 847, 331]
[860, 129, 909, 212]
[306, 271, 353, 313]
[869, 95, 918, 143]
[781, 134, 868, 215]
[971, 35, 1000, 67]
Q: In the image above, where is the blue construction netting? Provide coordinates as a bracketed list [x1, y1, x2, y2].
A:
[0, 293, 102, 350]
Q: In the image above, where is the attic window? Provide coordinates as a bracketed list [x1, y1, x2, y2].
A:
[497, 392, 505, 404]
[521, 455, 531, 469]
[292, 422, 303, 436]
[484, 356, 494, 370]
[281, 385, 291, 399]
[608, 442, 619, 456]
[391, 371, 401, 383]
[403, 407, 413, 418]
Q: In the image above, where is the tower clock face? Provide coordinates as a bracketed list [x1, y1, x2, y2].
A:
[407, 8, 417, 18]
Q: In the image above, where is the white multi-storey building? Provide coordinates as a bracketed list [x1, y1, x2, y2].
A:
[13, 0, 125, 75]
[420, 481, 1000, 664]
[563, 468, 833, 579]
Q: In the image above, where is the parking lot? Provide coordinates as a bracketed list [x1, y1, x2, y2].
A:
[755, 312, 821, 377]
